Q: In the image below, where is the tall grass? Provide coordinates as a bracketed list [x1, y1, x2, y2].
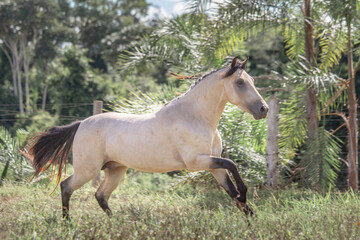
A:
[1, 174, 359, 239]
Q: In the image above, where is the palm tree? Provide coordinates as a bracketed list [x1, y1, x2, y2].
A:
[325, 0, 359, 191]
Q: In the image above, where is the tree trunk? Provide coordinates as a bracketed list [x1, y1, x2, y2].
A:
[41, 64, 50, 111]
[346, 18, 358, 191]
[304, 0, 318, 152]
[1, 45, 18, 96]
[15, 55, 24, 115]
[41, 82, 49, 111]
[21, 36, 30, 113]
[266, 92, 280, 188]
[10, 40, 24, 115]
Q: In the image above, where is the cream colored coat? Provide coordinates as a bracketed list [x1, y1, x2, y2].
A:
[61, 58, 268, 217]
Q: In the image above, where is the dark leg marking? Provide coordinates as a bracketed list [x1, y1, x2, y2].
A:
[210, 157, 248, 199]
[95, 192, 112, 216]
[60, 176, 73, 220]
[210, 157, 253, 216]
[224, 174, 240, 198]
[224, 174, 253, 216]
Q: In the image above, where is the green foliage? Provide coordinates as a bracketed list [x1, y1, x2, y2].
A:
[0, 0, 61, 38]
[279, 87, 307, 162]
[318, 26, 347, 71]
[12, 111, 58, 134]
[72, 0, 151, 70]
[203, 0, 302, 64]
[219, 104, 268, 184]
[119, 15, 210, 74]
[46, 47, 110, 120]
[0, 127, 32, 182]
[109, 84, 186, 114]
[279, 61, 345, 187]
[300, 127, 342, 188]
[282, 19, 305, 60]
[220, 104, 267, 154]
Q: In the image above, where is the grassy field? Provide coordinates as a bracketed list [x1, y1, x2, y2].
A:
[1, 173, 360, 239]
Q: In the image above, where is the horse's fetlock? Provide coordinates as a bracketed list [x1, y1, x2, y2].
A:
[236, 194, 246, 203]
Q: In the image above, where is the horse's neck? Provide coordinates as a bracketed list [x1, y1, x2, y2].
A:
[180, 72, 227, 130]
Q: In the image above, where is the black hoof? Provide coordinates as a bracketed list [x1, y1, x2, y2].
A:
[63, 214, 71, 221]
[105, 209, 112, 217]
[235, 200, 255, 217]
[244, 204, 254, 216]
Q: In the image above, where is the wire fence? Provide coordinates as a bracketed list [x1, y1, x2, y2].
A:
[0, 102, 115, 122]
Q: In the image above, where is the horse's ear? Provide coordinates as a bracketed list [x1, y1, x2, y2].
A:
[231, 57, 238, 69]
[225, 57, 240, 77]
[240, 56, 249, 70]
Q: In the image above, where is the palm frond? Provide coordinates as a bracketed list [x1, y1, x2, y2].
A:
[219, 104, 268, 155]
[0, 127, 32, 181]
[299, 127, 342, 188]
[282, 23, 305, 60]
[109, 84, 190, 114]
[284, 60, 340, 94]
[317, 25, 347, 71]
[118, 16, 209, 74]
[279, 85, 307, 161]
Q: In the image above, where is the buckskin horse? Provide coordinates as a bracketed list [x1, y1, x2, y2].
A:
[27, 57, 268, 219]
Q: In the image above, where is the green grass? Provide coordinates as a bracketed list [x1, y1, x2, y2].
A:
[1, 173, 360, 239]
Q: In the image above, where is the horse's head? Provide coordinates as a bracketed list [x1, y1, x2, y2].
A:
[223, 57, 268, 119]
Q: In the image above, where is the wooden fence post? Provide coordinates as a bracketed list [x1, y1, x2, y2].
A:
[266, 92, 280, 188]
[92, 100, 103, 188]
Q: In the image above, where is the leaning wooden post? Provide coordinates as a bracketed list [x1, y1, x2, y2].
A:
[92, 100, 103, 188]
[266, 92, 280, 188]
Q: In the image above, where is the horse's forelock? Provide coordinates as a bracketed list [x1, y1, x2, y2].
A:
[225, 57, 249, 77]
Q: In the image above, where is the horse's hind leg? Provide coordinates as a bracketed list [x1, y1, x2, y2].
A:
[61, 170, 99, 219]
[60, 176, 73, 219]
[95, 166, 128, 216]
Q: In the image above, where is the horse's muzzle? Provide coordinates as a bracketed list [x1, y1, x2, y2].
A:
[253, 102, 269, 120]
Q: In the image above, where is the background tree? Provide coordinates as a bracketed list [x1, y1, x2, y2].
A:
[71, 0, 150, 71]
[325, 0, 360, 190]
[0, 0, 67, 114]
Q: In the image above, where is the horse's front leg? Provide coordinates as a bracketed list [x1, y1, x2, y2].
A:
[210, 169, 253, 215]
[190, 155, 253, 216]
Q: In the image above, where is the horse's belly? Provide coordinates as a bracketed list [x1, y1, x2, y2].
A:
[105, 130, 186, 172]
[109, 149, 185, 172]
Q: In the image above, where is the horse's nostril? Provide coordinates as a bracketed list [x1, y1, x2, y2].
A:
[260, 106, 266, 113]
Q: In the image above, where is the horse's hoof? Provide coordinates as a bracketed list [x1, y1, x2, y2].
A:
[245, 205, 254, 216]
[63, 213, 71, 221]
[236, 201, 255, 217]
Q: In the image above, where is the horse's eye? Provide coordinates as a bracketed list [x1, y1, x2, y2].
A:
[237, 79, 244, 85]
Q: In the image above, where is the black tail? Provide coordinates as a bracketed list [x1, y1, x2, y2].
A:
[27, 121, 81, 186]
